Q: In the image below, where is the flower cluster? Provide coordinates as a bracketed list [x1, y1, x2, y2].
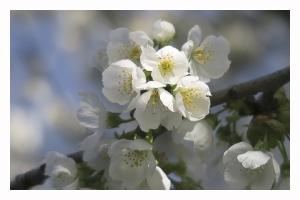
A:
[99, 21, 225, 133]
[40, 20, 288, 190]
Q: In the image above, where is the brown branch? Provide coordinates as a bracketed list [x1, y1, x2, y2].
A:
[10, 66, 290, 190]
[210, 66, 290, 107]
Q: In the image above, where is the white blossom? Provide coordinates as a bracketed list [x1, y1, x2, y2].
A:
[77, 90, 107, 148]
[205, 142, 228, 179]
[107, 27, 153, 66]
[107, 139, 156, 188]
[89, 40, 109, 71]
[174, 76, 211, 121]
[103, 168, 123, 190]
[126, 166, 171, 190]
[140, 45, 188, 84]
[172, 119, 213, 161]
[223, 142, 280, 190]
[81, 139, 117, 171]
[152, 20, 175, 43]
[102, 59, 146, 111]
[182, 25, 231, 83]
[42, 151, 78, 190]
[134, 81, 182, 132]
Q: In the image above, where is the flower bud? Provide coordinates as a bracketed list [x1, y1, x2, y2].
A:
[152, 20, 175, 43]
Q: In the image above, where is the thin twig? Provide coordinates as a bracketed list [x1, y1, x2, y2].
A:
[210, 66, 290, 107]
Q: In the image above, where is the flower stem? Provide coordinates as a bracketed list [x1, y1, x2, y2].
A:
[277, 140, 289, 163]
[121, 118, 136, 124]
[145, 129, 153, 144]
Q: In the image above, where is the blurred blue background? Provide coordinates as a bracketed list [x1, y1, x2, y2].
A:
[10, 10, 290, 189]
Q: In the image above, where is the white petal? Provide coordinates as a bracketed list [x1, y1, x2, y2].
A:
[147, 150, 157, 177]
[206, 148, 227, 179]
[62, 178, 79, 190]
[172, 119, 195, 144]
[76, 108, 102, 130]
[140, 45, 159, 71]
[200, 53, 231, 79]
[135, 90, 152, 112]
[130, 31, 153, 47]
[132, 67, 146, 90]
[160, 109, 182, 131]
[114, 59, 136, 69]
[201, 35, 230, 55]
[268, 152, 280, 182]
[109, 150, 148, 188]
[192, 120, 213, 158]
[129, 139, 153, 150]
[175, 92, 186, 118]
[187, 92, 210, 121]
[77, 91, 106, 129]
[151, 65, 165, 84]
[157, 45, 179, 56]
[224, 163, 249, 189]
[107, 42, 125, 64]
[146, 167, 171, 190]
[223, 142, 253, 164]
[135, 81, 165, 90]
[89, 41, 109, 72]
[108, 139, 131, 157]
[134, 102, 161, 132]
[102, 64, 124, 88]
[189, 60, 211, 83]
[237, 151, 270, 169]
[102, 87, 132, 105]
[251, 157, 276, 190]
[187, 25, 201, 47]
[172, 52, 189, 76]
[104, 169, 123, 190]
[80, 130, 104, 152]
[123, 93, 140, 113]
[109, 27, 130, 44]
[176, 76, 199, 87]
[158, 88, 176, 112]
[43, 152, 77, 176]
[181, 40, 194, 58]
[82, 139, 116, 171]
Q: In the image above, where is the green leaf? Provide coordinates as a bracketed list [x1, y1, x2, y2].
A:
[278, 110, 290, 133]
[281, 162, 290, 177]
[264, 119, 285, 134]
[169, 33, 179, 41]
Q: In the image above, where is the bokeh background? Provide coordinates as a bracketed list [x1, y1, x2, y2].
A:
[10, 10, 290, 189]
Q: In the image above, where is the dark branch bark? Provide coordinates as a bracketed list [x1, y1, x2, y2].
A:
[10, 66, 290, 190]
[210, 66, 290, 107]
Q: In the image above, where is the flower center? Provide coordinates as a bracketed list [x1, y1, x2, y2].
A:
[158, 55, 175, 75]
[179, 88, 201, 108]
[118, 40, 141, 60]
[192, 42, 214, 66]
[118, 70, 133, 95]
[57, 171, 69, 179]
[146, 90, 168, 114]
[123, 150, 147, 167]
[240, 165, 265, 176]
